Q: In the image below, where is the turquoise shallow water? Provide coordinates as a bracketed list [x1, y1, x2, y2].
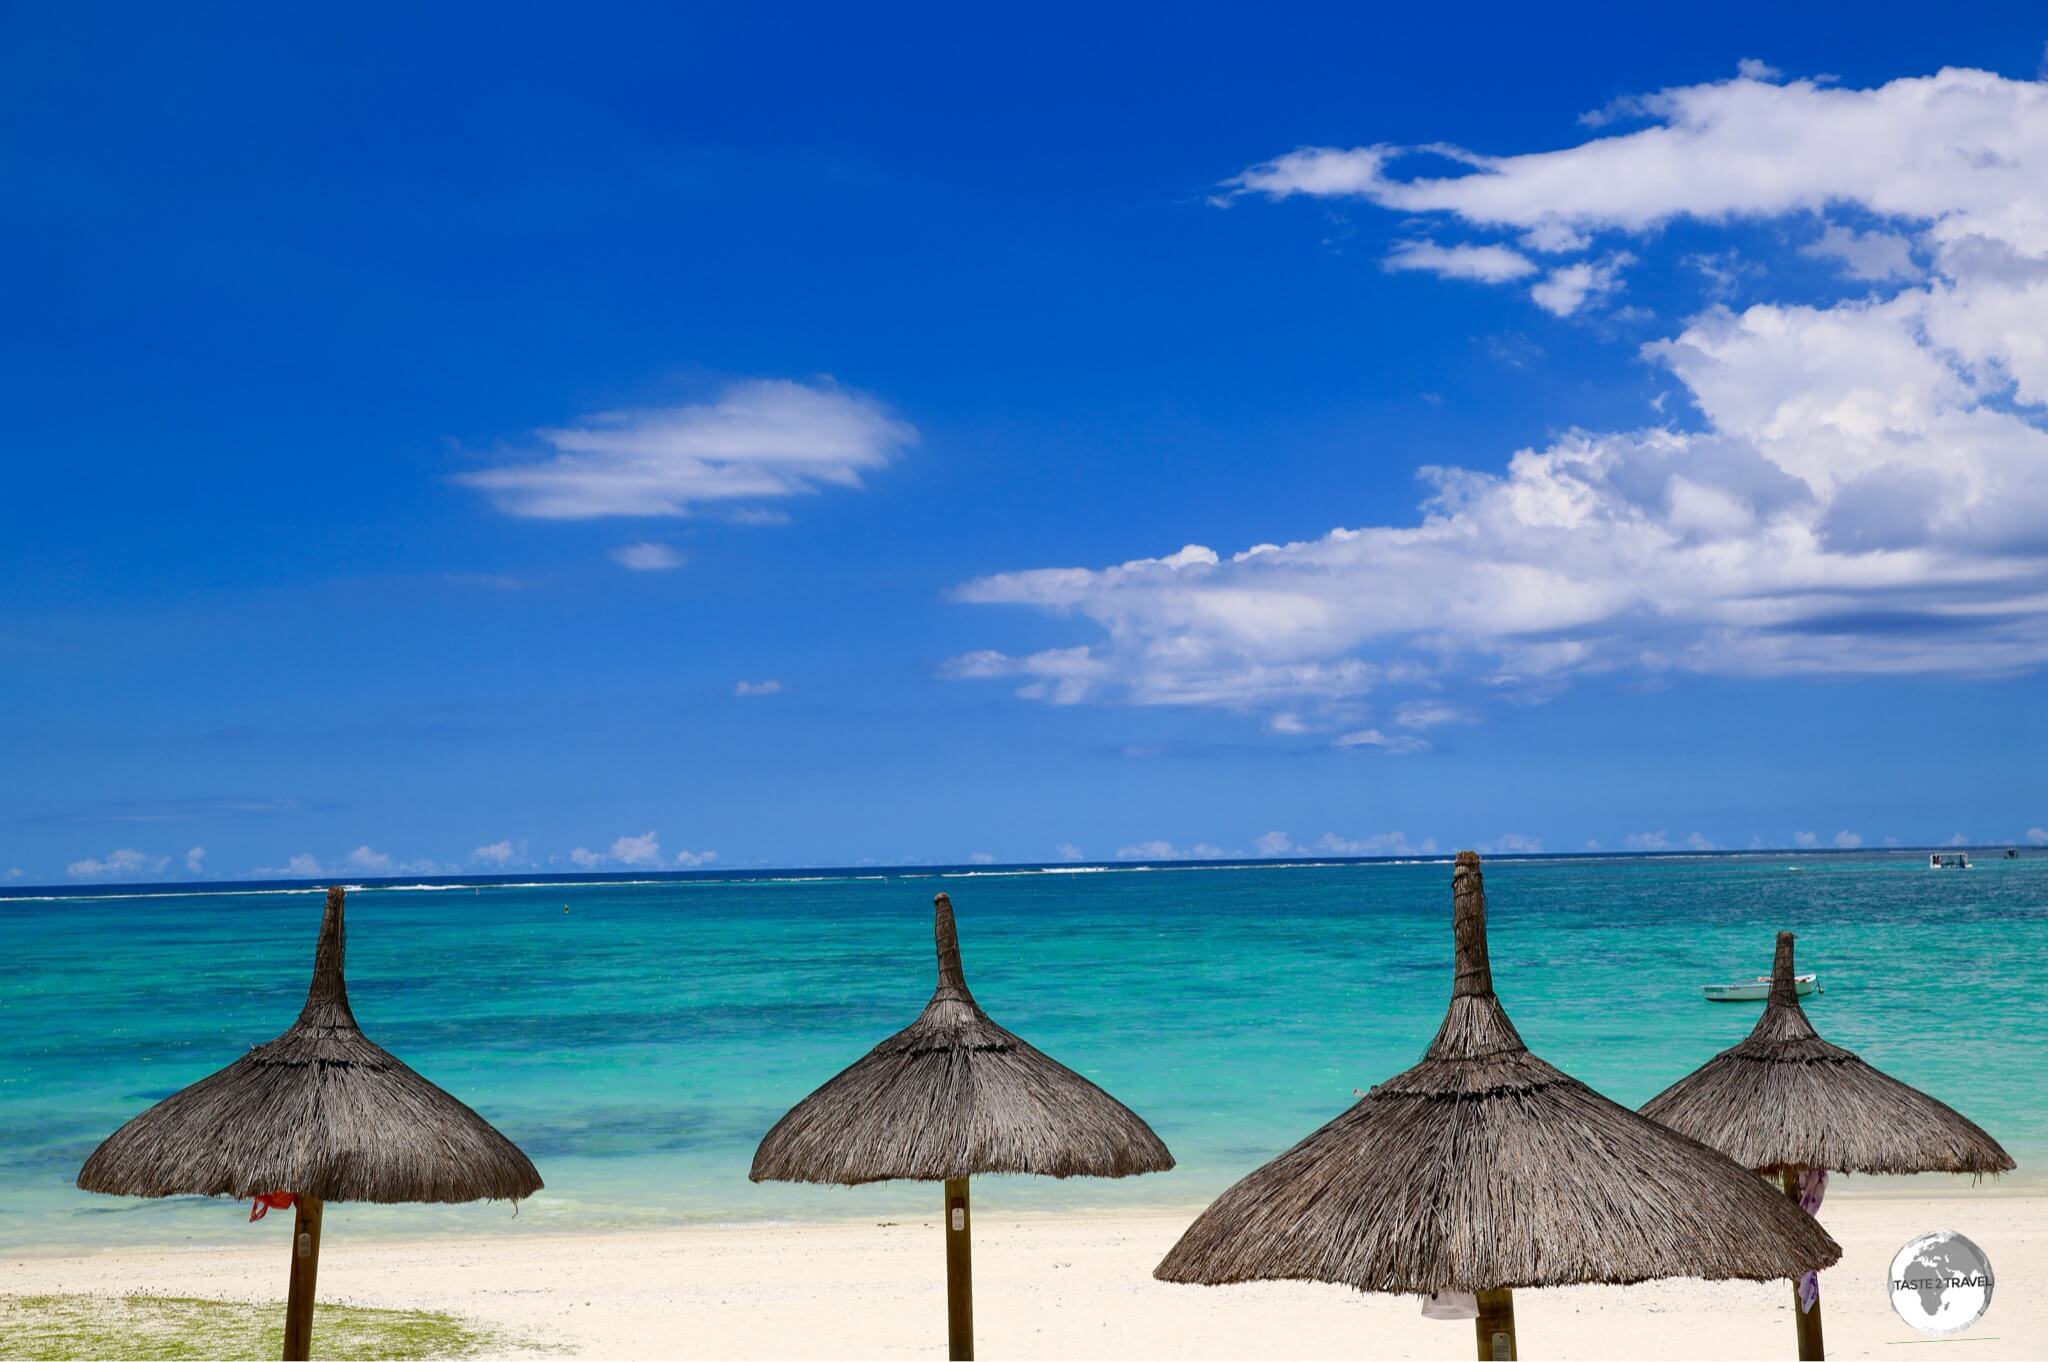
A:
[2, 853, 2043, 1253]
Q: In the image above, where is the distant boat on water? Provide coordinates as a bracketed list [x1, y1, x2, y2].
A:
[1702, 972, 1819, 1002]
[1929, 852, 1971, 870]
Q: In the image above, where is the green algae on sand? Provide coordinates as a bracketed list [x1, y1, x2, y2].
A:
[0, 1294, 504, 1361]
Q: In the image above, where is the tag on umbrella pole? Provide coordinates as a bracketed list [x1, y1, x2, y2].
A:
[297, 1231, 312, 1259]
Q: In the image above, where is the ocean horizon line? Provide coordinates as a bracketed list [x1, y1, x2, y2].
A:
[2, 840, 2033, 902]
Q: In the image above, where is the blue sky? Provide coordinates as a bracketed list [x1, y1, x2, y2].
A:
[5, 3, 2047, 883]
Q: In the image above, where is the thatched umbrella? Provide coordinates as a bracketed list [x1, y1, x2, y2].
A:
[78, 886, 541, 1360]
[751, 891, 1173, 1360]
[1156, 851, 1841, 1360]
[1642, 931, 2013, 1359]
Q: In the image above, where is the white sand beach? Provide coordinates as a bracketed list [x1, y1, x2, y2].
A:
[5, 1193, 2038, 1359]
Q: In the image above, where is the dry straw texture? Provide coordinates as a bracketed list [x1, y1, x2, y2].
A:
[750, 892, 1174, 1185]
[1641, 931, 2013, 1176]
[1156, 852, 1841, 1295]
[77, 886, 542, 1204]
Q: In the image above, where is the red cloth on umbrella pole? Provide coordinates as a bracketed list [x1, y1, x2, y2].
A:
[248, 1192, 297, 1222]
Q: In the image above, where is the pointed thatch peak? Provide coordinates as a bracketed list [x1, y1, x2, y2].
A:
[1642, 931, 2014, 1176]
[1156, 852, 1840, 1295]
[925, 890, 975, 1016]
[1742, 932, 1839, 1056]
[294, 885, 358, 1031]
[751, 892, 1174, 1185]
[78, 887, 541, 1205]
[1420, 850, 1527, 1068]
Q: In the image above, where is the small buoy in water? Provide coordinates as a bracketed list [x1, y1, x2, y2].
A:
[563, 905, 570, 913]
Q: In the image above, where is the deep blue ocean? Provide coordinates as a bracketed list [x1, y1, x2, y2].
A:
[3, 852, 2041, 1252]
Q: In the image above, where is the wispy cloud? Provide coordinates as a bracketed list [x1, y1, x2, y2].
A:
[1384, 240, 1537, 283]
[1333, 728, 1428, 754]
[1114, 840, 1233, 861]
[1528, 253, 1632, 316]
[1393, 701, 1465, 729]
[1801, 224, 1919, 282]
[611, 542, 684, 571]
[1485, 833, 1544, 854]
[43, 796, 299, 825]
[253, 853, 323, 879]
[1257, 830, 1436, 857]
[734, 679, 784, 696]
[459, 379, 915, 520]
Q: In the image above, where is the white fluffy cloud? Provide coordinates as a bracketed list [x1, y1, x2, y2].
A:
[2027, 827, 2048, 845]
[611, 831, 663, 866]
[343, 846, 448, 876]
[472, 839, 526, 867]
[67, 848, 170, 880]
[461, 379, 915, 519]
[1834, 830, 1865, 849]
[569, 833, 715, 869]
[185, 846, 206, 875]
[346, 845, 394, 872]
[950, 66, 2048, 725]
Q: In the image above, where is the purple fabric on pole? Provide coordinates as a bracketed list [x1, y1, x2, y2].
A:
[1795, 1168, 1828, 1312]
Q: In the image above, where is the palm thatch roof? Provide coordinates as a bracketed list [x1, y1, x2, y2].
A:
[77, 887, 542, 1204]
[750, 892, 1174, 1185]
[1155, 851, 1840, 1295]
[1641, 931, 2013, 1176]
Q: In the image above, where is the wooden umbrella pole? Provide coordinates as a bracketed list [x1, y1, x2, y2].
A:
[1474, 1287, 1516, 1359]
[281, 1195, 324, 1361]
[944, 1176, 974, 1361]
[1780, 1168, 1825, 1361]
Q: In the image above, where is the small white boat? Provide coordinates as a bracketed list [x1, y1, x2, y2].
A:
[1702, 973, 1820, 1002]
[1929, 852, 1971, 870]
